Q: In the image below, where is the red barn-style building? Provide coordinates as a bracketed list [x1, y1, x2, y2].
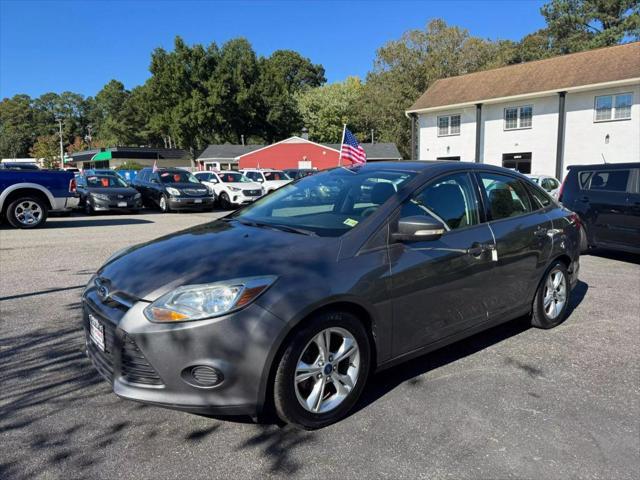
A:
[196, 136, 402, 171]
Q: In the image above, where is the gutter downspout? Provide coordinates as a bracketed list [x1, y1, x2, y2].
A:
[556, 91, 567, 180]
[409, 113, 417, 160]
[475, 103, 483, 163]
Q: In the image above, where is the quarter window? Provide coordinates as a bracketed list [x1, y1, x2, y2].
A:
[479, 173, 532, 220]
[437, 114, 461, 136]
[504, 105, 533, 130]
[579, 169, 630, 192]
[400, 173, 479, 230]
[594, 93, 632, 121]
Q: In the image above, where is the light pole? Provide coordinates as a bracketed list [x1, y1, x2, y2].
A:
[56, 117, 64, 169]
[84, 124, 93, 149]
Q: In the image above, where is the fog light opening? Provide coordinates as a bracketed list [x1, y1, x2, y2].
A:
[181, 365, 224, 388]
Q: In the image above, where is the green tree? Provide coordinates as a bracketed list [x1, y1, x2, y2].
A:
[257, 50, 326, 142]
[91, 80, 141, 146]
[0, 95, 37, 158]
[360, 19, 507, 157]
[30, 134, 60, 168]
[146, 36, 220, 157]
[541, 0, 640, 52]
[208, 38, 260, 144]
[297, 77, 366, 143]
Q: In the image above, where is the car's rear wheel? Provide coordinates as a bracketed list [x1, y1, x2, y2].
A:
[6, 196, 48, 228]
[84, 200, 94, 215]
[273, 311, 370, 429]
[531, 261, 570, 329]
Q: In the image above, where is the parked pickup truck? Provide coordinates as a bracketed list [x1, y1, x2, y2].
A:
[0, 169, 78, 228]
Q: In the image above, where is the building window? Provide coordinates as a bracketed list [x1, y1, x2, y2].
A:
[504, 105, 533, 130]
[594, 93, 632, 122]
[437, 114, 461, 136]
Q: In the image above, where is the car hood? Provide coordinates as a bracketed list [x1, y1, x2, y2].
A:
[225, 182, 262, 190]
[88, 187, 138, 196]
[164, 183, 208, 192]
[97, 219, 338, 301]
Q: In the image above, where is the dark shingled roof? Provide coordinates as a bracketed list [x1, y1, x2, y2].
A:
[408, 42, 640, 111]
[198, 141, 402, 160]
[198, 144, 265, 159]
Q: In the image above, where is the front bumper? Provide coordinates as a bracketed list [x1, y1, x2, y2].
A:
[82, 287, 285, 416]
[93, 197, 143, 211]
[168, 196, 215, 210]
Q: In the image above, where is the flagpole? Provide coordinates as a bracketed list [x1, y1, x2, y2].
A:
[338, 124, 346, 167]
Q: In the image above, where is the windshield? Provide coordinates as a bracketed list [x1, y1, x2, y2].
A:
[86, 175, 128, 188]
[159, 171, 199, 184]
[264, 171, 290, 181]
[232, 167, 416, 237]
[220, 172, 250, 183]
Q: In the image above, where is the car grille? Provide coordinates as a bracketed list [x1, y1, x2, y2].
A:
[120, 334, 163, 386]
[84, 307, 117, 382]
[84, 301, 164, 388]
[183, 188, 208, 196]
[244, 189, 262, 196]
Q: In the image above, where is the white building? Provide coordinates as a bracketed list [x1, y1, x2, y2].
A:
[406, 42, 640, 179]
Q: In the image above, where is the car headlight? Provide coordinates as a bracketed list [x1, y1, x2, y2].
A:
[143, 275, 277, 323]
[166, 187, 181, 196]
[134, 193, 141, 199]
[228, 186, 241, 192]
[94, 193, 110, 201]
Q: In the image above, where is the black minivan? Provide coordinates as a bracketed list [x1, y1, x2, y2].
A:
[132, 167, 214, 212]
[559, 162, 640, 254]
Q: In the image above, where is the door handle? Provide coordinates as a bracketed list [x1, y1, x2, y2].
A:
[534, 227, 548, 238]
[467, 243, 484, 257]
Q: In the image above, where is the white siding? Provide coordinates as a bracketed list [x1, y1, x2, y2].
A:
[563, 84, 640, 166]
[418, 106, 476, 161]
[416, 80, 640, 179]
[482, 95, 559, 175]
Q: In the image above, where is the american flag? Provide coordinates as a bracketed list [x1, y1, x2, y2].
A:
[152, 160, 158, 173]
[340, 128, 367, 165]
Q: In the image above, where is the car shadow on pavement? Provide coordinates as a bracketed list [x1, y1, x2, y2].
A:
[585, 248, 640, 265]
[351, 279, 589, 418]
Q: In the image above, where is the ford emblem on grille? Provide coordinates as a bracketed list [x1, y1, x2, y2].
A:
[95, 277, 110, 301]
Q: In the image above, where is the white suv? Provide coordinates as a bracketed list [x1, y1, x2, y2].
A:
[194, 171, 264, 209]
[240, 169, 293, 193]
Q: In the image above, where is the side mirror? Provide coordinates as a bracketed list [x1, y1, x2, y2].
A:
[392, 215, 447, 242]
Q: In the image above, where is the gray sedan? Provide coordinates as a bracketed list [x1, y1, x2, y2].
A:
[82, 161, 581, 429]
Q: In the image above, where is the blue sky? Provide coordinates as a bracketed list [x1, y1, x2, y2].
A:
[0, 0, 547, 98]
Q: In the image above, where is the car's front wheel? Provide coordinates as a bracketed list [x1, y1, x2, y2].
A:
[273, 311, 370, 429]
[531, 261, 570, 329]
[159, 194, 171, 213]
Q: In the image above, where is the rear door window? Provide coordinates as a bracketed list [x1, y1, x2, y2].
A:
[580, 169, 630, 192]
[478, 172, 533, 221]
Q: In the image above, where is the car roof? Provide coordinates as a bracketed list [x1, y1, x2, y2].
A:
[567, 162, 640, 170]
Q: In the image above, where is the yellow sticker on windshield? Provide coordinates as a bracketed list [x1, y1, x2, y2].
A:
[343, 218, 359, 227]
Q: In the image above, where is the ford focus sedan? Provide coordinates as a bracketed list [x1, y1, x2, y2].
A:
[82, 162, 580, 429]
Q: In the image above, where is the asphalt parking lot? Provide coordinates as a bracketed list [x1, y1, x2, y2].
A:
[1, 211, 639, 480]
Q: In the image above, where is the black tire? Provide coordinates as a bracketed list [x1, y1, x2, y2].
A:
[6, 196, 49, 229]
[85, 200, 94, 215]
[273, 310, 371, 429]
[531, 261, 571, 329]
[579, 225, 589, 253]
[159, 194, 171, 213]
[219, 192, 231, 210]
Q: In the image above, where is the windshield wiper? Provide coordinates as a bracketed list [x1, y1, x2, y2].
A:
[236, 219, 316, 236]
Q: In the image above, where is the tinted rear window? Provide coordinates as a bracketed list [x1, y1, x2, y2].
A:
[579, 169, 630, 192]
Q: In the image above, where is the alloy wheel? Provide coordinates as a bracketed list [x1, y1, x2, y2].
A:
[294, 327, 360, 414]
[14, 200, 43, 226]
[543, 269, 567, 320]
